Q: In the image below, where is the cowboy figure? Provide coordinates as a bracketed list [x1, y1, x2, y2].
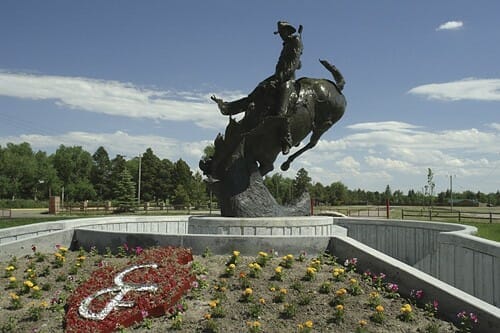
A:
[273, 21, 303, 154]
[210, 21, 303, 154]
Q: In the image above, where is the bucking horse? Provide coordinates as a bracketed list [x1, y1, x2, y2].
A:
[199, 59, 346, 217]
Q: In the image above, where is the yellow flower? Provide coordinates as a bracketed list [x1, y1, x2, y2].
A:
[232, 250, 240, 257]
[335, 288, 347, 296]
[275, 266, 283, 274]
[369, 291, 379, 298]
[349, 278, 357, 284]
[59, 246, 68, 252]
[228, 263, 235, 269]
[258, 297, 266, 304]
[5, 265, 15, 271]
[40, 300, 49, 308]
[9, 276, 16, 282]
[375, 305, 385, 313]
[243, 288, 253, 296]
[304, 320, 313, 328]
[336, 304, 344, 311]
[269, 287, 276, 292]
[24, 280, 34, 288]
[10, 293, 19, 300]
[78, 256, 86, 261]
[401, 304, 412, 313]
[279, 288, 287, 295]
[247, 321, 261, 328]
[208, 300, 218, 308]
[258, 251, 268, 257]
[54, 252, 62, 258]
[32, 285, 40, 291]
[286, 254, 294, 260]
[203, 313, 211, 320]
[307, 267, 317, 274]
[359, 319, 367, 327]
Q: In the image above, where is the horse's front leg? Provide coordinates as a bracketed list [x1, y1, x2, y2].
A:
[280, 126, 328, 171]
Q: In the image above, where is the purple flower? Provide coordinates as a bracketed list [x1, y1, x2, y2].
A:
[387, 283, 399, 292]
[416, 289, 424, 299]
[457, 310, 467, 319]
[135, 246, 143, 255]
[191, 281, 199, 288]
[141, 309, 149, 319]
[470, 312, 478, 323]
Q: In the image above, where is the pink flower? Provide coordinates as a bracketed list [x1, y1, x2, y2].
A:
[135, 246, 143, 255]
[123, 243, 129, 252]
[433, 300, 439, 310]
[387, 283, 398, 292]
[141, 310, 149, 319]
[416, 289, 424, 299]
[470, 312, 478, 323]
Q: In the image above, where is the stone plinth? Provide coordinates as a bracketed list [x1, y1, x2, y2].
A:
[188, 216, 335, 236]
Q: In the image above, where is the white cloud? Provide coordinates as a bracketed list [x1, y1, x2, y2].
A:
[0, 71, 244, 129]
[364, 156, 414, 172]
[408, 78, 500, 101]
[436, 21, 463, 31]
[336, 156, 360, 171]
[489, 123, 500, 131]
[347, 121, 421, 132]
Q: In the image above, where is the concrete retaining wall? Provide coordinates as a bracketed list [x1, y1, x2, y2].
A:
[334, 217, 500, 306]
[331, 235, 500, 333]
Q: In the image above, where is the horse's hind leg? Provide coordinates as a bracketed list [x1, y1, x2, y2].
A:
[280, 129, 325, 171]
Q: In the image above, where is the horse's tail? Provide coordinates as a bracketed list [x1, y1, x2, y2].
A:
[319, 59, 345, 92]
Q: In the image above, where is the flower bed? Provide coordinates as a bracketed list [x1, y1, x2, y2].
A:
[0, 245, 480, 332]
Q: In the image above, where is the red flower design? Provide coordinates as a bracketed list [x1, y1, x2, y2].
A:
[65, 246, 195, 333]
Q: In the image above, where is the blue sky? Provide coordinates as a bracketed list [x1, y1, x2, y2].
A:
[1, 1, 499, 194]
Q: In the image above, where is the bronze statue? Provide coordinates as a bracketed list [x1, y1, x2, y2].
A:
[200, 21, 346, 217]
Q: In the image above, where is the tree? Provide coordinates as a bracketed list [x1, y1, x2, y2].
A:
[384, 185, 392, 202]
[172, 159, 193, 203]
[426, 168, 435, 207]
[91, 146, 112, 200]
[172, 184, 190, 208]
[52, 145, 94, 200]
[112, 167, 136, 204]
[292, 168, 311, 199]
[0, 143, 37, 199]
[157, 158, 175, 203]
[326, 182, 348, 205]
[190, 172, 208, 209]
[139, 148, 162, 202]
[34, 151, 61, 200]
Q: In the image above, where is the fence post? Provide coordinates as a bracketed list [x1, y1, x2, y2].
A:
[490, 212, 493, 224]
[458, 211, 461, 223]
[402, 209, 404, 220]
[429, 210, 432, 221]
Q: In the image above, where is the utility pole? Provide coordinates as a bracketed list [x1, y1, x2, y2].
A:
[450, 175, 454, 211]
[138, 155, 142, 205]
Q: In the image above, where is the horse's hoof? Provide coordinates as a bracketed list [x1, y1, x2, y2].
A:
[281, 162, 290, 171]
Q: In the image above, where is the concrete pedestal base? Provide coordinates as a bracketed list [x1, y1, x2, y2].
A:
[188, 216, 336, 236]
